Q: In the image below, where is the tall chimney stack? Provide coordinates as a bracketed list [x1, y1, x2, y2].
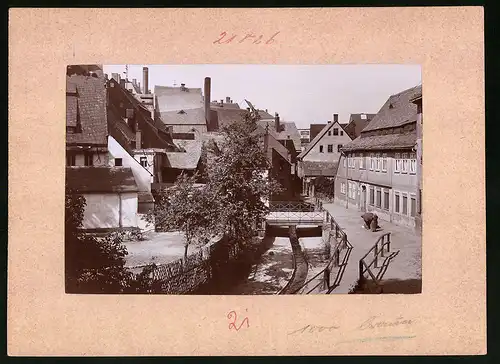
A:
[204, 77, 211, 126]
[275, 112, 280, 132]
[333, 113, 339, 123]
[226, 96, 231, 103]
[143, 67, 149, 94]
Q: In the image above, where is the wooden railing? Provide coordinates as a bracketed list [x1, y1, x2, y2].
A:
[358, 232, 398, 288]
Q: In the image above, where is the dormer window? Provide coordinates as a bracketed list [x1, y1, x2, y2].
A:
[178, 110, 186, 114]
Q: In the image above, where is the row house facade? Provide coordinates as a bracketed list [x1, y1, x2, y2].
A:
[334, 85, 422, 231]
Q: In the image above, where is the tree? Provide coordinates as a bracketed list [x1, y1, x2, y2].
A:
[205, 111, 282, 247]
[65, 190, 159, 293]
[148, 173, 220, 259]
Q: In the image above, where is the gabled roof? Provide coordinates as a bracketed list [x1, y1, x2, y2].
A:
[257, 120, 302, 152]
[297, 122, 348, 159]
[257, 109, 274, 119]
[66, 166, 139, 193]
[66, 65, 108, 146]
[154, 85, 204, 113]
[343, 113, 376, 139]
[160, 107, 207, 126]
[361, 85, 421, 132]
[341, 85, 421, 152]
[213, 108, 249, 129]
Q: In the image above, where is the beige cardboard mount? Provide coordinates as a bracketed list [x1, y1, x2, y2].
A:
[8, 7, 485, 356]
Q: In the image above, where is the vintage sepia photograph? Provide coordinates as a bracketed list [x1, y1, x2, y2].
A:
[65, 64, 422, 295]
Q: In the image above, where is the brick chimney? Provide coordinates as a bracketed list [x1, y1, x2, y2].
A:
[132, 78, 137, 86]
[226, 96, 231, 103]
[204, 77, 211, 125]
[120, 79, 125, 88]
[333, 113, 339, 123]
[143, 67, 149, 94]
[275, 112, 280, 132]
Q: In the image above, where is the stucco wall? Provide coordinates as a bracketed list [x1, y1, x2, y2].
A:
[303, 122, 352, 163]
[82, 192, 138, 229]
[71, 152, 108, 166]
[107, 136, 153, 192]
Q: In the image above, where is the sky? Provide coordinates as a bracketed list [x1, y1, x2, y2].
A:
[103, 64, 421, 129]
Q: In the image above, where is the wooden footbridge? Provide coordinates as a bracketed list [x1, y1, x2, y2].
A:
[265, 201, 326, 226]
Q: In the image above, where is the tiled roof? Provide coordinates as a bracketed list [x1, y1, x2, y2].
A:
[66, 67, 108, 146]
[166, 140, 203, 169]
[257, 110, 274, 119]
[341, 132, 416, 152]
[107, 78, 178, 152]
[213, 108, 249, 129]
[301, 161, 339, 177]
[66, 166, 139, 193]
[257, 120, 302, 152]
[160, 107, 207, 126]
[343, 113, 376, 139]
[361, 85, 421, 132]
[154, 85, 204, 113]
[310, 124, 326, 141]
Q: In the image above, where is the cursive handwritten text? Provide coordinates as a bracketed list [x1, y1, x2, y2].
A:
[227, 310, 250, 332]
[357, 316, 413, 330]
[288, 324, 340, 335]
[213, 31, 281, 45]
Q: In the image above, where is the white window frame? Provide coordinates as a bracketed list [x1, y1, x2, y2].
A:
[402, 192, 409, 215]
[383, 189, 390, 210]
[402, 153, 409, 174]
[376, 188, 382, 208]
[369, 153, 375, 171]
[394, 190, 401, 214]
[410, 193, 417, 217]
[343, 157, 346, 167]
[375, 153, 381, 171]
[359, 153, 364, 169]
[382, 153, 387, 172]
[409, 152, 416, 174]
[394, 153, 401, 173]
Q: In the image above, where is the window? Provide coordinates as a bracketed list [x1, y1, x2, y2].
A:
[140, 157, 148, 168]
[84, 153, 93, 166]
[319, 145, 324, 153]
[340, 130, 344, 136]
[402, 194, 408, 215]
[333, 128, 339, 136]
[369, 187, 374, 205]
[370, 154, 375, 170]
[376, 189, 382, 208]
[66, 126, 76, 134]
[394, 192, 400, 213]
[395, 153, 401, 173]
[418, 189, 422, 214]
[340, 182, 346, 194]
[337, 144, 343, 152]
[327, 144, 333, 153]
[361, 114, 367, 120]
[115, 158, 123, 167]
[402, 153, 409, 173]
[343, 157, 346, 167]
[66, 153, 76, 166]
[382, 153, 387, 172]
[410, 152, 416, 174]
[411, 195, 416, 217]
[348, 182, 356, 199]
[328, 131, 332, 136]
[375, 153, 380, 171]
[359, 153, 364, 169]
[384, 190, 390, 210]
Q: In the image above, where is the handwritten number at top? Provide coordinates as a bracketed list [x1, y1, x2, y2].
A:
[213, 32, 280, 45]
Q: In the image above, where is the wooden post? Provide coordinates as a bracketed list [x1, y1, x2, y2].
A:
[387, 233, 391, 253]
[374, 243, 378, 268]
[334, 248, 339, 267]
[324, 267, 330, 288]
[359, 260, 364, 282]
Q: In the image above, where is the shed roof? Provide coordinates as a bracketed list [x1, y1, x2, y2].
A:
[341, 132, 416, 152]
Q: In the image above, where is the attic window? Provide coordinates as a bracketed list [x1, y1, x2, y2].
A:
[178, 110, 186, 114]
[389, 104, 394, 109]
[361, 114, 367, 119]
